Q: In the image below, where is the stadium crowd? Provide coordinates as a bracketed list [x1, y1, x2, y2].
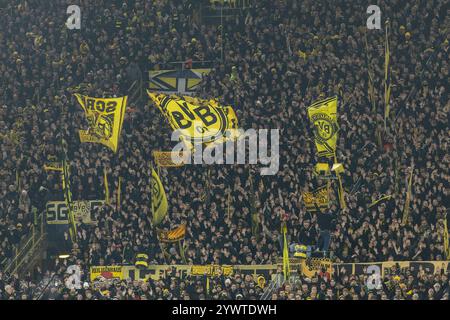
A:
[0, 0, 448, 299]
[2, 264, 449, 300]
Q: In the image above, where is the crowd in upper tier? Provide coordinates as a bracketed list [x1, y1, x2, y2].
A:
[0, 0, 448, 299]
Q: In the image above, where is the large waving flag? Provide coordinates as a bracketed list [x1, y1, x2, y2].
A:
[307, 96, 339, 158]
[148, 91, 239, 148]
[74, 94, 127, 153]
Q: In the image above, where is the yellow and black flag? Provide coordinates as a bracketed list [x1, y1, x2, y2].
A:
[307, 96, 339, 158]
[156, 224, 186, 243]
[62, 158, 77, 241]
[302, 185, 330, 212]
[444, 214, 449, 260]
[148, 91, 239, 149]
[75, 94, 127, 153]
[384, 22, 391, 130]
[151, 167, 168, 226]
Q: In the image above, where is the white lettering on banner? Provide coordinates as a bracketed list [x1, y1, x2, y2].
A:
[46, 200, 104, 224]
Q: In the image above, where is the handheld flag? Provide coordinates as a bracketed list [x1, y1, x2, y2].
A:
[148, 91, 239, 149]
[307, 96, 339, 158]
[75, 94, 127, 153]
[151, 167, 168, 226]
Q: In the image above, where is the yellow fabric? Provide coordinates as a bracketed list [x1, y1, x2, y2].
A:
[156, 224, 187, 243]
[148, 91, 239, 149]
[151, 168, 168, 226]
[75, 94, 127, 153]
[307, 96, 339, 158]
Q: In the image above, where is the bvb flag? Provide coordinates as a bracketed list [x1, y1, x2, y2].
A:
[148, 91, 239, 149]
[307, 96, 339, 158]
[75, 94, 127, 153]
[151, 167, 168, 226]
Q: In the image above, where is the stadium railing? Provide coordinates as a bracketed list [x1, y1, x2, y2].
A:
[3, 211, 46, 276]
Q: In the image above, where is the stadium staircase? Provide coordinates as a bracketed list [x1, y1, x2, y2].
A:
[1, 210, 46, 277]
[260, 274, 285, 300]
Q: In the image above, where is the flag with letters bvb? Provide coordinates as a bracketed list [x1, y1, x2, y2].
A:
[75, 94, 127, 153]
[148, 91, 239, 149]
[307, 96, 339, 158]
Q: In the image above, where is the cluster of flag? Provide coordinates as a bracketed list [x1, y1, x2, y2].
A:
[303, 96, 345, 210]
[145, 92, 240, 261]
[42, 83, 241, 250]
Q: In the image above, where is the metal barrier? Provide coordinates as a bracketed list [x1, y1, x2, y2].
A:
[3, 211, 46, 276]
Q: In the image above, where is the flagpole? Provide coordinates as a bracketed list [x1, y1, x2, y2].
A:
[178, 239, 187, 264]
[282, 222, 290, 281]
[103, 167, 110, 205]
[333, 151, 346, 209]
[384, 20, 391, 132]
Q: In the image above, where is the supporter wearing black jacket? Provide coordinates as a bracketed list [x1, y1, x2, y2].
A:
[314, 203, 336, 256]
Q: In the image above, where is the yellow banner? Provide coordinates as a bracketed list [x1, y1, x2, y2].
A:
[190, 265, 233, 277]
[307, 96, 339, 158]
[75, 94, 127, 153]
[90, 266, 123, 281]
[44, 161, 63, 172]
[46, 200, 105, 225]
[157, 224, 187, 243]
[148, 91, 239, 149]
[153, 151, 188, 167]
[151, 168, 168, 226]
[301, 258, 333, 278]
[302, 185, 329, 211]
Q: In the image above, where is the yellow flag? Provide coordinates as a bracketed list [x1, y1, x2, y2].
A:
[151, 168, 168, 226]
[156, 224, 187, 243]
[75, 94, 127, 153]
[62, 159, 77, 241]
[302, 185, 330, 212]
[116, 177, 122, 211]
[148, 91, 239, 149]
[384, 22, 391, 129]
[444, 215, 449, 259]
[307, 96, 339, 158]
[103, 168, 110, 204]
[282, 223, 290, 281]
